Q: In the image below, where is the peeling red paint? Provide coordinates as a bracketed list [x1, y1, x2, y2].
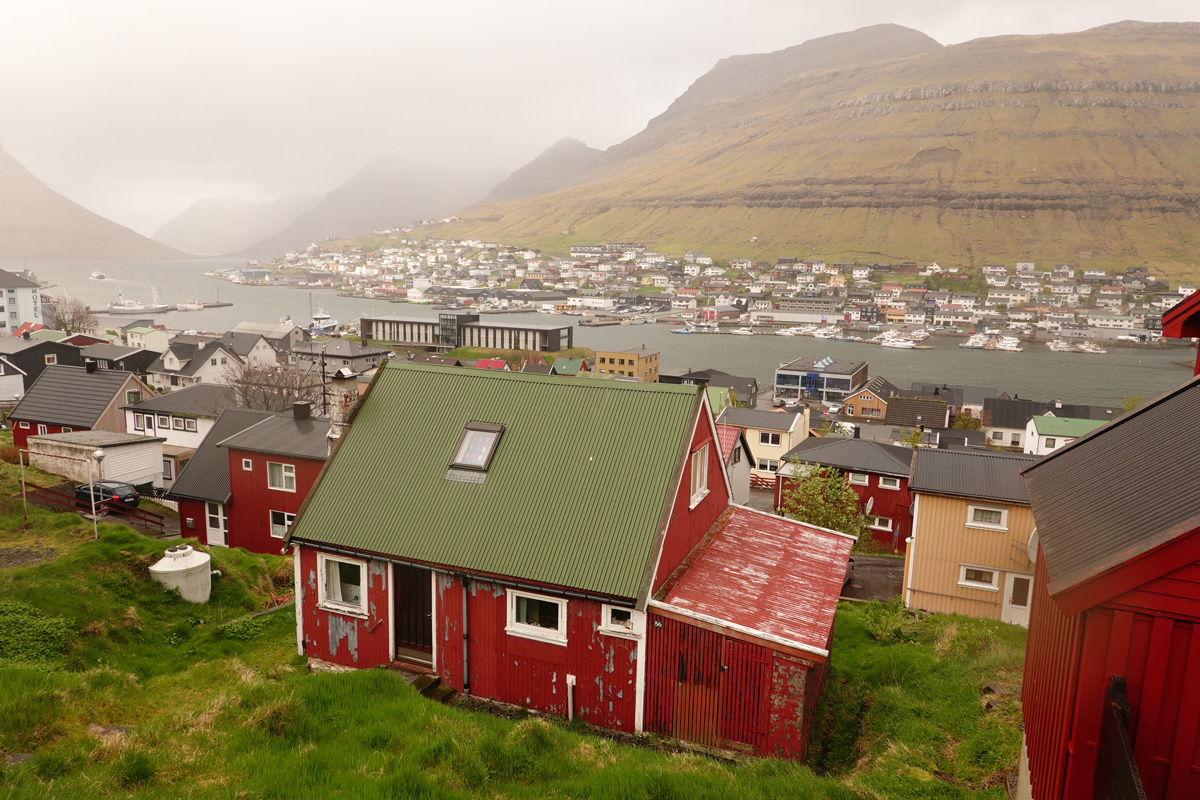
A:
[297, 547, 391, 668]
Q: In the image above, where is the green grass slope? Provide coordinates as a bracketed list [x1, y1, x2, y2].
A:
[433, 22, 1200, 282]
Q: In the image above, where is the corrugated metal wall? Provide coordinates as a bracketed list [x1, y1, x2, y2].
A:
[1025, 547, 1200, 800]
[297, 546, 392, 668]
[647, 613, 809, 757]
[466, 580, 638, 731]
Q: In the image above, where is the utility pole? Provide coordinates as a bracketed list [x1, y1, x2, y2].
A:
[320, 345, 328, 417]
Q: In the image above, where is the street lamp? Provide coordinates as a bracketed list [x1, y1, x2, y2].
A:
[90, 448, 106, 540]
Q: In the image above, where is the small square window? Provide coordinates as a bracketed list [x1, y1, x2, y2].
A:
[133, 413, 144, 431]
[848, 472, 869, 486]
[19, 421, 29, 429]
[126, 390, 141, 404]
[967, 505, 1008, 531]
[1045, 437, 1057, 448]
[172, 417, 185, 430]
[506, 589, 567, 645]
[450, 421, 505, 471]
[759, 431, 781, 446]
[319, 553, 367, 616]
[242, 458, 253, 471]
[267, 461, 295, 491]
[270, 510, 296, 538]
[867, 515, 893, 531]
[44, 354, 57, 365]
[599, 604, 642, 638]
[158, 415, 170, 427]
[185, 418, 197, 432]
[879, 476, 901, 490]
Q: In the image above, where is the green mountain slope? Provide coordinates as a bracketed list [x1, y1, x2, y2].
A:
[0, 146, 186, 259]
[434, 22, 1200, 280]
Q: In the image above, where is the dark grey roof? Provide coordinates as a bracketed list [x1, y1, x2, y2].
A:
[125, 384, 237, 417]
[520, 363, 553, 374]
[79, 343, 141, 361]
[0, 268, 40, 289]
[983, 397, 1121, 429]
[716, 407, 800, 432]
[217, 414, 331, 460]
[1022, 375, 1200, 598]
[910, 448, 1038, 505]
[862, 375, 900, 398]
[885, 397, 950, 429]
[912, 383, 997, 408]
[219, 331, 267, 357]
[170, 408, 275, 502]
[781, 437, 912, 477]
[0, 337, 50, 355]
[9, 366, 139, 428]
[150, 341, 237, 378]
[901, 385, 963, 407]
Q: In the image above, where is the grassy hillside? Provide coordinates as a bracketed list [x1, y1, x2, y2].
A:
[430, 22, 1200, 282]
[0, 451, 1025, 798]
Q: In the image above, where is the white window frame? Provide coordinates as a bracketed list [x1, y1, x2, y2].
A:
[879, 476, 901, 490]
[867, 515, 893, 531]
[242, 458, 253, 471]
[19, 421, 29, 429]
[689, 444, 709, 509]
[37, 424, 47, 435]
[757, 458, 780, 473]
[599, 604, 642, 639]
[267, 461, 296, 492]
[185, 418, 197, 432]
[505, 588, 567, 645]
[44, 354, 57, 365]
[157, 414, 170, 428]
[132, 413, 145, 431]
[162, 459, 173, 480]
[759, 431, 781, 446]
[958, 564, 1000, 592]
[847, 472, 869, 486]
[966, 504, 1009, 531]
[269, 510, 296, 539]
[172, 417, 185, 430]
[317, 553, 368, 617]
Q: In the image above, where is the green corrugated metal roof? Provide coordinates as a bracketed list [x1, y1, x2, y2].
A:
[289, 362, 703, 599]
[1032, 416, 1108, 437]
[552, 358, 586, 375]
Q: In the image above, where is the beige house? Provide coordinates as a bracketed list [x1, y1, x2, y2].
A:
[715, 407, 808, 488]
[594, 346, 660, 382]
[903, 449, 1039, 626]
[844, 375, 897, 421]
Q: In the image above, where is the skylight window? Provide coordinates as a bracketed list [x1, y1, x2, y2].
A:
[450, 421, 505, 471]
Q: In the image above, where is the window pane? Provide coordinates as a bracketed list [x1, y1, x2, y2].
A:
[965, 568, 993, 584]
[326, 561, 361, 605]
[453, 429, 499, 468]
[516, 596, 558, 629]
[973, 508, 1003, 525]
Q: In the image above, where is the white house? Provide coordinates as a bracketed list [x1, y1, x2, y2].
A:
[0, 269, 43, 334]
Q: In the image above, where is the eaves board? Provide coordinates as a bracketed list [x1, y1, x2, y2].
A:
[290, 363, 701, 599]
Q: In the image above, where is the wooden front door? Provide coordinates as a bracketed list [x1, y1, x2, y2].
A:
[393, 564, 433, 665]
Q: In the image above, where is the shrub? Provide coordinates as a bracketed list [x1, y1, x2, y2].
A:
[0, 601, 74, 665]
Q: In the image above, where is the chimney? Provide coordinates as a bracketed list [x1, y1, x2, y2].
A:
[1054, 398, 1062, 409]
[293, 401, 312, 422]
[22, 331, 30, 340]
[853, 426, 860, 439]
[86, 361, 97, 373]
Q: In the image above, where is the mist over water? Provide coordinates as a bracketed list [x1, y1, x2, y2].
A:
[13, 257, 1192, 407]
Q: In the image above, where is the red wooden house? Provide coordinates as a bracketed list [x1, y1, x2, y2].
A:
[285, 363, 851, 758]
[1162, 289, 1200, 375]
[1021, 374, 1200, 799]
[171, 403, 330, 553]
[8, 365, 152, 450]
[774, 436, 914, 553]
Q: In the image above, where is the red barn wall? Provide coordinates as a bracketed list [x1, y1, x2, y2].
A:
[1025, 546, 1200, 800]
[14, 423, 85, 450]
[177, 499, 206, 544]
[297, 545, 392, 668]
[225, 449, 324, 554]
[652, 416, 730, 591]
[776, 472, 911, 553]
[435, 572, 466, 690]
[464, 579, 638, 731]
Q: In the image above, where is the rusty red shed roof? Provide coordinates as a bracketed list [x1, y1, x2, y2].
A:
[651, 507, 853, 659]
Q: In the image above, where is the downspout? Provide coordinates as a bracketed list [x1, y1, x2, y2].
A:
[566, 673, 576, 722]
[461, 577, 471, 694]
[904, 495, 920, 608]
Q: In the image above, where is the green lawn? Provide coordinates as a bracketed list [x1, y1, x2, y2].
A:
[0, 453, 1025, 798]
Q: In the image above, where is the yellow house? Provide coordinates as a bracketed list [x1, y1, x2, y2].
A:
[903, 449, 1039, 626]
[594, 346, 660, 382]
[715, 407, 809, 488]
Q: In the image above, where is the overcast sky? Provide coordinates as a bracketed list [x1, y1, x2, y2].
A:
[1, 1, 1196, 235]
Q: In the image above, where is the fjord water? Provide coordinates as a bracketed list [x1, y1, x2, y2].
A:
[14, 257, 1192, 406]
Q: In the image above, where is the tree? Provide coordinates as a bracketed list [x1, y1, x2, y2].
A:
[47, 296, 96, 334]
[898, 428, 924, 449]
[1119, 395, 1145, 414]
[779, 466, 868, 540]
[951, 408, 991, 431]
[224, 361, 323, 413]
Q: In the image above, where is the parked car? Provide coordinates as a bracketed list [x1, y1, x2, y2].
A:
[75, 481, 141, 510]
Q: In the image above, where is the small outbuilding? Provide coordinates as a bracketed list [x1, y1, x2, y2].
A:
[27, 430, 166, 487]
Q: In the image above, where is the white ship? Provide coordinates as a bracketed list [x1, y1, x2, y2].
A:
[310, 306, 340, 333]
[108, 287, 168, 315]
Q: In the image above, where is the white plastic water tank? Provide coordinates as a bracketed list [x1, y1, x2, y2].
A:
[148, 544, 212, 603]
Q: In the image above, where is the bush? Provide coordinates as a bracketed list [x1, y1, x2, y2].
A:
[0, 443, 21, 465]
[0, 601, 74, 665]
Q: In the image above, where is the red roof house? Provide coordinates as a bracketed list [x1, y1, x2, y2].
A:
[1021, 374, 1200, 799]
[284, 364, 850, 758]
[1161, 289, 1200, 374]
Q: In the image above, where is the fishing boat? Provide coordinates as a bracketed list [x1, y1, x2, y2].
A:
[176, 297, 205, 311]
[310, 305, 340, 333]
[108, 287, 169, 315]
[672, 327, 694, 335]
[1046, 339, 1074, 352]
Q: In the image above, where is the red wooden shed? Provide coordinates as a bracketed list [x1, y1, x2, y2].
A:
[648, 506, 853, 758]
[1020, 374, 1200, 799]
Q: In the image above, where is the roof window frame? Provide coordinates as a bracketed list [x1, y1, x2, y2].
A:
[450, 421, 506, 472]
